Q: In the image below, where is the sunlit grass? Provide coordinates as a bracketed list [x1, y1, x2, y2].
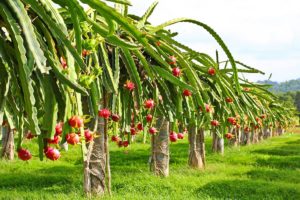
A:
[0, 132, 299, 200]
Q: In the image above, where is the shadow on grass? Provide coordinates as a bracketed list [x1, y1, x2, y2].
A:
[110, 148, 150, 166]
[255, 156, 300, 170]
[195, 179, 300, 200]
[108, 138, 215, 170]
[246, 169, 300, 184]
[251, 140, 300, 169]
[252, 141, 300, 156]
[0, 165, 81, 193]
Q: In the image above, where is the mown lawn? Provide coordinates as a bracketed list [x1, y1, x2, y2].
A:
[0, 132, 300, 200]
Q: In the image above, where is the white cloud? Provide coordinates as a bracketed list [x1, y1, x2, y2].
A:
[129, 0, 300, 82]
[237, 56, 300, 82]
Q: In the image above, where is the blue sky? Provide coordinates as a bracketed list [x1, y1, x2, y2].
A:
[129, 0, 300, 82]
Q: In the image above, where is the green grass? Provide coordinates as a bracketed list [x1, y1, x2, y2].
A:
[0, 133, 300, 200]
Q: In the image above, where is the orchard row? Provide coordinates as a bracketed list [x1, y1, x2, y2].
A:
[0, 0, 296, 197]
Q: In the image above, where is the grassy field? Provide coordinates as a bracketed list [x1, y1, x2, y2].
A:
[0, 132, 300, 200]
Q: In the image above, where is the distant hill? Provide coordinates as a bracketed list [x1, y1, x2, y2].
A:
[257, 78, 300, 93]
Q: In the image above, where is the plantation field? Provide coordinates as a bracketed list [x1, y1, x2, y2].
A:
[0, 132, 300, 200]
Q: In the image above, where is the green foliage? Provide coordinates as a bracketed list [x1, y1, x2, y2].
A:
[277, 92, 297, 108]
[258, 78, 300, 93]
[0, 0, 294, 147]
[295, 92, 300, 113]
[6, 0, 48, 74]
[0, 2, 41, 136]
[275, 91, 300, 123]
